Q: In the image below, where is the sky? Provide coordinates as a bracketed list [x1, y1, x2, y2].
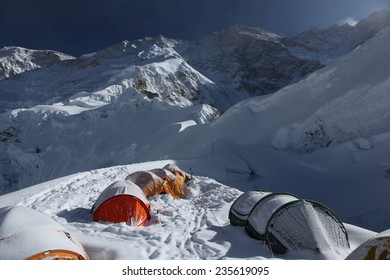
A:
[1, 0, 390, 56]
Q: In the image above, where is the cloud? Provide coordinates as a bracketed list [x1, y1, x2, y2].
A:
[339, 17, 358, 26]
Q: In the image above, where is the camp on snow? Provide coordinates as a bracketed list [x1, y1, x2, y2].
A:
[0, 206, 89, 260]
[91, 180, 151, 226]
[229, 190, 350, 256]
[346, 229, 390, 260]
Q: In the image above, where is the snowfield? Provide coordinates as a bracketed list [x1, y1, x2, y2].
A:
[0, 160, 376, 260]
[1, 12, 390, 261]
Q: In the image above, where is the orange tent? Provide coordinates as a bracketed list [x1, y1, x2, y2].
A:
[92, 180, 150, 226]
[0, 206, 89, 260]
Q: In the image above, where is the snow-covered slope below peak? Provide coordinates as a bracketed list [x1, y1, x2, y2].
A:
[0, 88, 219, 193]
[0, 46, 75, 80]
[210, 26, 390, 153]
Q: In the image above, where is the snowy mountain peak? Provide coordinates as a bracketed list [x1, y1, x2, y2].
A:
[0, 46, 75, 80]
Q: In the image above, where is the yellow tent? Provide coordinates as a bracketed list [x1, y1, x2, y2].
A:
[346, 229, 390, 260]
[126, 166, 187, 199]
[163, 163, 188, 182]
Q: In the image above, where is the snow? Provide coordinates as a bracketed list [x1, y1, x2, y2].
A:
[232, 190, 271, 217]
[0, 160, 378, 260]
[0, 206, 87, 260]
[247, 194, 299, 235]
[1, 13, 390, 261]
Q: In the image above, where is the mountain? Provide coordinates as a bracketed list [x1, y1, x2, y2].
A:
[209, 26, 390, 153]
[2, 11, 389, 115]
[0, 46, 74, 80]
[1, 11, 390, 234]
[0, 37, 220, 114]
[180, 26, 322, 108]
[123, 26, 390, 227]
[293, 10, 390, 63]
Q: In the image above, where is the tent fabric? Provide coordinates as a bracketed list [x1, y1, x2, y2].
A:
[229, 190, 272, 226]
[231, 189, 350, 256]
[163, 163, 187, 182]
[125, 171, 162, 189]
[246, 193, 300, 240]
[266, 200, 350, 255]
[346, 229, 390, 260]
[125, 171, 166, 197]
[149, 168, 176, 181]
[129, 167, 187, 199]
[92, 180, 150, 226]
[26, 249, 86, 260]
[0, 206, 89, 260]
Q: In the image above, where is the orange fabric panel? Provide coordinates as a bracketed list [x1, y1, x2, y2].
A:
[93, 195, 150, 226]
[26, 249, 89, 260]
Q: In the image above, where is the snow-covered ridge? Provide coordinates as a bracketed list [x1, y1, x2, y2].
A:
[1, 11, 390, 114]
[0, 36, 221, 114]
[0, 46, 75, 80]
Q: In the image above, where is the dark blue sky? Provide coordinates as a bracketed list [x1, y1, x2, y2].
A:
[1, 0, 390, 56]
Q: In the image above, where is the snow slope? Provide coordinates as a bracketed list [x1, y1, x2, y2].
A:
[0, 160, 376, 260]
[117, 27, 390, 230]
[1, 22, 390, 233]
[1, 12, 390, 260]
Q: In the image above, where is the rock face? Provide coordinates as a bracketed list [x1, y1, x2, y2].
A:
[182, 26, 322, 106]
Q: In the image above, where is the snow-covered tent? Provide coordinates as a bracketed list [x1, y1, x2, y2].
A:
[125, 170, 166, 197]
[0, 206, 89, 260]
[247, 196, 350, 255]
[246, 192, 300, 240]
[139, 167, 187, 199]
[163, 163, 188, 183]
[229, 190, 272, 226]
[266, 200, 350, 255]
[346, 229, 390, 260]
[92, 180, 151, 226]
